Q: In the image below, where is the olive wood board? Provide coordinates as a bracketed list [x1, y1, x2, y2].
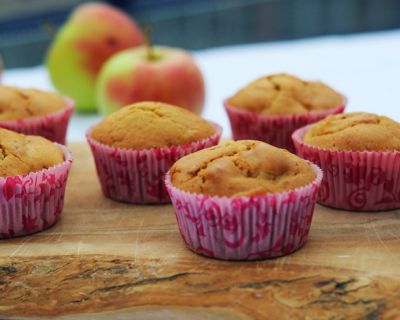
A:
[1, 143, 400, 319]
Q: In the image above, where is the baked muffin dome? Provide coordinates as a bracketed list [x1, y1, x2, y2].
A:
[170, 140, 316, 197]
[228, 73, 343, 115]
[91, 102, 215, 149]
[0, 128, 64, 177]
[303, 112, 400, 151]
[0, 85, 66, 121]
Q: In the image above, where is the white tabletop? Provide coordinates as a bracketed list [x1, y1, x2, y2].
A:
[3, 29, 400, 142]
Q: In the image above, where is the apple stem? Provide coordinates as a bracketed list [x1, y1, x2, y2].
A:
[143, 24, 156, 61]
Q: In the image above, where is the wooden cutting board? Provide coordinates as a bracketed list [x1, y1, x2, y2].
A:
[1, 143, 400, 319]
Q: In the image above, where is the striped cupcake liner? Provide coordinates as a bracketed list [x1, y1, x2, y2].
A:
[165, 163, 323, 260]
[0, 144, 73, 238]
[224, 100, 345, 153]
[86, 122, 222, 204]
[292, 124, 400, 211]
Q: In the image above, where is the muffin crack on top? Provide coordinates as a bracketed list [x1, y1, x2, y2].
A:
[170, 140, 316, 197]
[188, 144, 252, 184]
[303, 112, 400, 151]
[228, 73, 343, 115]
[0, 142, 30, 167]
[0, 85, 66, 121]
[188, 142, 285, 182]
[0, 145, 7, 160]
[0, 128, 64, 177]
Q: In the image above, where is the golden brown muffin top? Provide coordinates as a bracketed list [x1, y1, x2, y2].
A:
[0, 128, 64, 177]
[91, 102, 215, 149]
[0, 85, 66, 121]
[227, 73, 343, 115]
[303, 112, 400, 151]
[170, 140, 316, 197]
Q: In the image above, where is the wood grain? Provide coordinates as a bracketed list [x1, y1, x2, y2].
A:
[1, 143, 400, 319]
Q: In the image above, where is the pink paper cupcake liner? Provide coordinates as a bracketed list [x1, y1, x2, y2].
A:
[165, 164, 323, 260]
[292, 124, 400, 211]
[224, 100, 345, 153]
[86, 122, 222, 204]
[0, 98, 74, 144]
[0, 145, 73, 238]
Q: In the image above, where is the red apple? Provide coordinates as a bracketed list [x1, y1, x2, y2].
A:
[96, 46, 205, 114]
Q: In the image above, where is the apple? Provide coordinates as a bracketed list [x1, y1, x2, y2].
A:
[46, 2, 144, 112]
[96, 46, 205, 114]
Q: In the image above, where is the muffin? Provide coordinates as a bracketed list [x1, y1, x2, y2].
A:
[0, 85, 74, 144]
[165, 140, 323, 260]
[303, 112, 400, 151]
[87, 101, 222, 204]
[292, 112, 400, 211]
[0, 128, 73, 238]
[224, 73, 345, 152]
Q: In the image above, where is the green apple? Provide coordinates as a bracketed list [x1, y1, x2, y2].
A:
[46, 2, 144, 112]
[97, 46, 205, 114]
